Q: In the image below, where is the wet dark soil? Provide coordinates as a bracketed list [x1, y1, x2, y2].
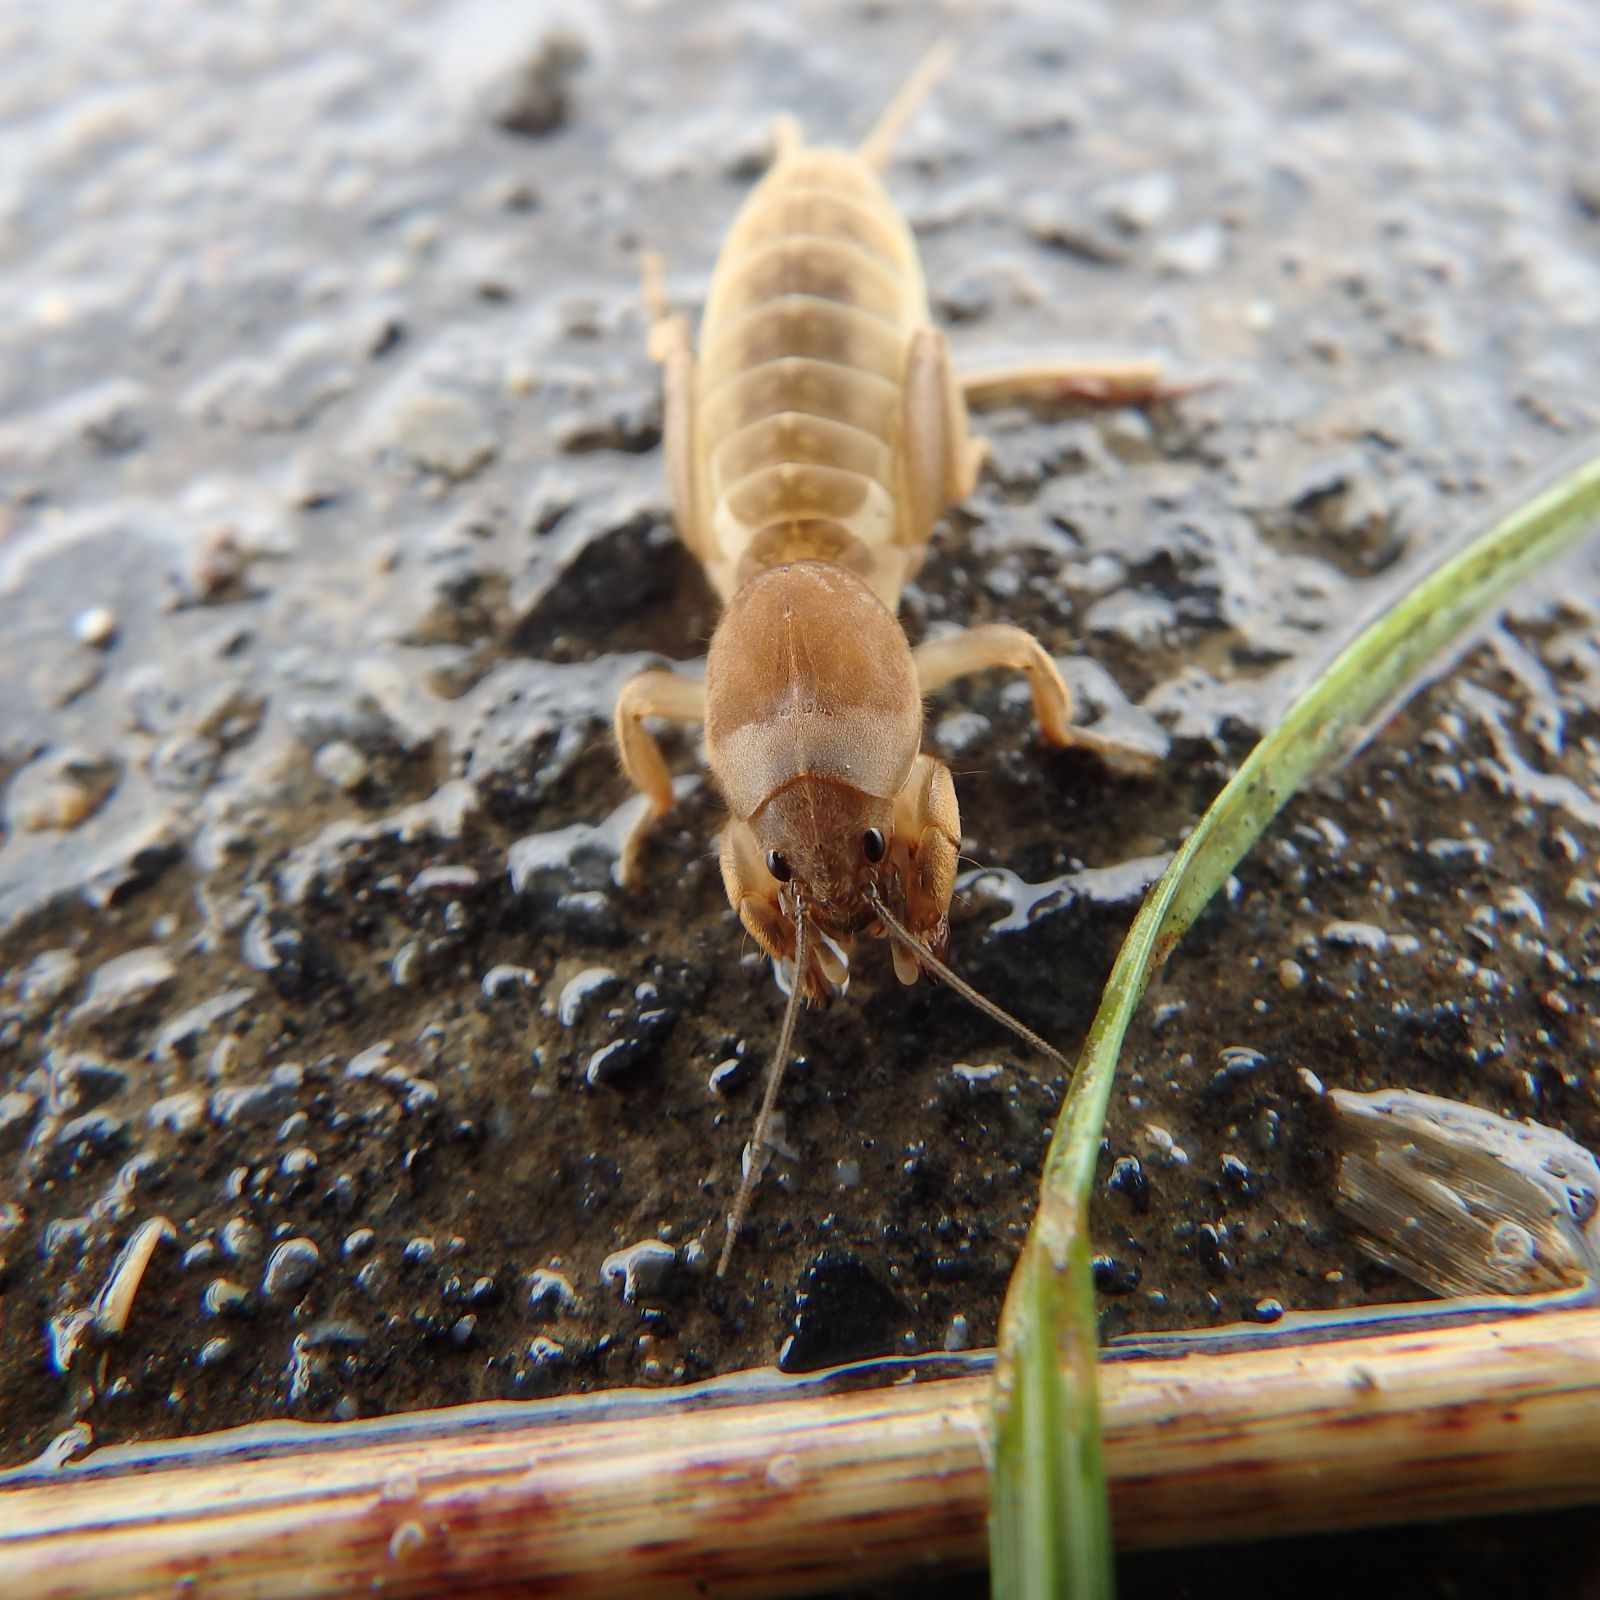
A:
[3, 8, 1600, 1584]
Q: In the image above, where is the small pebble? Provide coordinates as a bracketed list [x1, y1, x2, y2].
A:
[1092, 1255, 1142, 1295]
[557, 967, 619, 1027]
[197, 1336, 234, 1367]
[1095, 169, 1177, 233]
[313, 741, 370, 791]
[1214, 1045, 1266, 1085]
[526, 1334, 567, 1368]
[585, 1036, 652, 1087]
[951, 1062, 1005, 1089]
[390, 940, 424, 988]
[181, 1240, 218, 1273]
[1197, 1223, 1231, 1278]
[408, 864, 479, 895]
[484, 27, 587, 137]
[261, 1237, 320, 1300]
[708, 1057, 749, 1095]
[481, 964, 537, 998]
[600, 1239, 675, 1303]
[526, 1267, 580, 1320]
[1140, 1124, 1189, 1167]
[1107, 1155, 1150, 1213]
[18, 950, 80, 1019]
[280, 1146, 318, 1179]
[221, 1217, 262, 1260]
[73, 606, 118, 648]
[1220, 1153, 1255, 1195]
[1154, 220, 1226, 276]
[0, 1092, 40, 1151]
[147, 1091, 206, 1134]
[202, 1279, 253, 1318]
[69, 947, 176, 1024]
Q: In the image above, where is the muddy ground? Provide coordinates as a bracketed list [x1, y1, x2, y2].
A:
[3, 0, 1600, 1588]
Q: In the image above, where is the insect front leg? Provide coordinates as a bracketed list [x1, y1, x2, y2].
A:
[614, 667, 706, 888]
[912, 625, 1160, 776]
[886, 753, 961, 985]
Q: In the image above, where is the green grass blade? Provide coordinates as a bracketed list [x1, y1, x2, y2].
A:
[989, 448, 1600, 1600]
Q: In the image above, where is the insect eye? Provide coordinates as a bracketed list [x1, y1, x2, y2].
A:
[765, 850, 792, 882]
[862, 828, 887, 863]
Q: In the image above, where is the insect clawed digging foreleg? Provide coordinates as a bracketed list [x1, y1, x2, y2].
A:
[718, 899, 811, 1278]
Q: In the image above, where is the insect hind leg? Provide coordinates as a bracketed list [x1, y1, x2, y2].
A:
[640, 252, 705, 559]
[960, 357, 1205, 410]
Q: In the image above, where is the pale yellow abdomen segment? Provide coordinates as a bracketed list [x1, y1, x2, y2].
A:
[693, 148, 931, 608]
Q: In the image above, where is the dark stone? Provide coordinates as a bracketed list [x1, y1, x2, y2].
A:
[52, 1109, 130, 1168]
[1107, 1154, 1150, 1213]
[1220, 1153, 1256, 1198]
[1092, 1254, 1143, 1296]
[243, 913, 344, 1001]
[1197, 1222, 1232, 1279]
[487, 30, 587, 138]
[778, 1248, 904, 1373]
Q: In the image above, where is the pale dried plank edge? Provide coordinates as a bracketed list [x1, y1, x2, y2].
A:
[3, 1308, 1600, 1598]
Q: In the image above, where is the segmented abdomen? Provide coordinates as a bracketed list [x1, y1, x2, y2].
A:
[694, 149, 929, 607]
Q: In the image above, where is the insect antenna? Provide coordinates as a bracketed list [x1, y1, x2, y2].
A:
[865, 885, 1073, 1080]
[717, 899, 810, 1278]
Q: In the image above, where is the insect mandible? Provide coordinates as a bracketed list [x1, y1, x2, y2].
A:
[613, 44, 1174, 1273]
